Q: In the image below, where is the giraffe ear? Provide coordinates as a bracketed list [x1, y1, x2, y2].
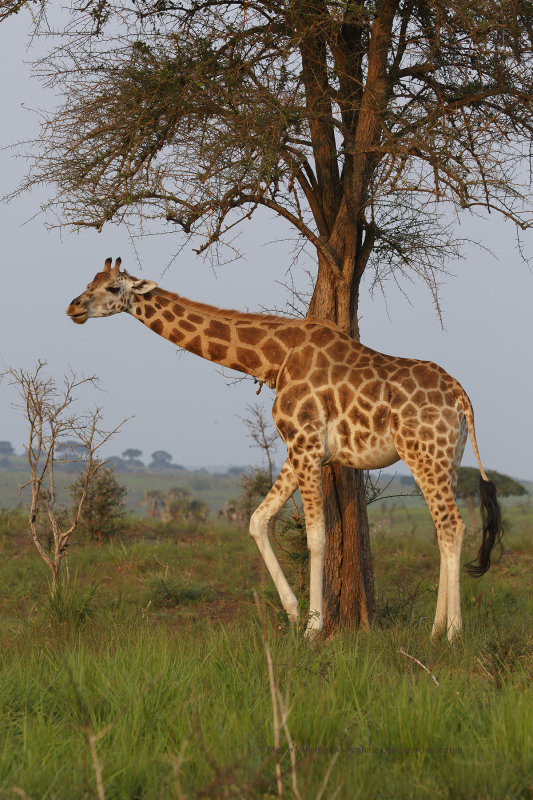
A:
[131, 278, 158, 294]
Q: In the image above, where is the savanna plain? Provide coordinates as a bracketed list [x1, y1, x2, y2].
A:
[0, 470, 531, 800]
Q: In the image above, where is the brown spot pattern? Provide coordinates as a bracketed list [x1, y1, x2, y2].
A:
[207, 342, 229, 361]
[238, 327, 266, 345]
[236, 347, 261, 371]
[277, 327, 306, 347]
[205, 320, 231, 341]
[262, 338, 285, 364]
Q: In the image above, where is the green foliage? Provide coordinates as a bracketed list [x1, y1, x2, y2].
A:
[69, 463, 127, 541]
[457, 467, 527, 500]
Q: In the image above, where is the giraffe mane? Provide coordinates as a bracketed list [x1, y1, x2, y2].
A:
[152, 289, 342, 331]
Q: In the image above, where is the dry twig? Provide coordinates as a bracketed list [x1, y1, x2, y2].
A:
[397, 648, 440, 687]
[87, 723, 113, 800]
[254, 590, 283, 798]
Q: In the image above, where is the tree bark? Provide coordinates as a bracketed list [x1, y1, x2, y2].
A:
[308, 255, 375, 633]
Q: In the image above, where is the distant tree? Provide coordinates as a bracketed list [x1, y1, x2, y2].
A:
[163, 487, 191, 522]
[70, 463, 127, 543]
[106, 456, 129, 471]
[141, 487, 208, 523]
[165, 487, 208, 523]
[0, 441, 15, 469]
[123, 448, 143, 464]
[55, 440, 90, 459]
[227, 467, 246, 477]
[457, 467, 527, 530]
[149, 450, 173, 470]
[141, 489, 166, 518]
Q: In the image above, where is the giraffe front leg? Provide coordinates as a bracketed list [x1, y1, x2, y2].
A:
[305, 518, 326, 638]
[292, 458, 325, 639]
[249, 460, 299, 623]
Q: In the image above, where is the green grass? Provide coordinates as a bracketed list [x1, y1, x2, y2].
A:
[0, 507, 531, 799]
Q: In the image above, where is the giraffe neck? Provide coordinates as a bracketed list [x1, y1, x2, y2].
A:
[129, 288, 293, 385]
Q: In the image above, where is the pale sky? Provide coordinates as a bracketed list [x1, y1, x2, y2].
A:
[1, 11, 532, 478]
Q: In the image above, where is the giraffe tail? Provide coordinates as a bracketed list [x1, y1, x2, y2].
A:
[455, 386, 503, 578]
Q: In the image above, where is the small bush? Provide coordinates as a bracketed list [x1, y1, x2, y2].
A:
[42, 576, 99, 630]
[70, 463, 127, 542]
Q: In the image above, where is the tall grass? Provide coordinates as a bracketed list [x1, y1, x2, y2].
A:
[0, 603, 531, 797]
[0, 509, 531, 798]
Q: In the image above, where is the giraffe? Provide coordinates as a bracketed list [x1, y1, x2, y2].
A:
[67, 257, 502, 641]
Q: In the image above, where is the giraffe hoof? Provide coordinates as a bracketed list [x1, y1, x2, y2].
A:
[447, 626, 462, 643]
[304, 622, 322, 641]
[430, 623, 446, 641]
[285, 598, 298, 623]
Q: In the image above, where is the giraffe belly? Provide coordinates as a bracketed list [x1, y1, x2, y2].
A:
[326, 422, 400, 470]
[339, 443, 400, 470]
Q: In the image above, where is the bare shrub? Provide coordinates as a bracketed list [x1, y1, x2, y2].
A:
[3, 361, 126, 591]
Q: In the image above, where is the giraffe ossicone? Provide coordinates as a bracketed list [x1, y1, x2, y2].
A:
[67, 258, 502, 641]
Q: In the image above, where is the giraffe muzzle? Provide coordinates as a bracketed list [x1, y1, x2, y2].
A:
[66, 302, 88, 324]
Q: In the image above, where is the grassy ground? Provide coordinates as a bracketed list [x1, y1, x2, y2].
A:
[0, 506, 531, 799]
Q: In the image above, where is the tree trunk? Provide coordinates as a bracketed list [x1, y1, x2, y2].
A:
[308, 257, 375, 633]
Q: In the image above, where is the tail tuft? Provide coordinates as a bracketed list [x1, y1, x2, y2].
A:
[465, 478, 503, 577]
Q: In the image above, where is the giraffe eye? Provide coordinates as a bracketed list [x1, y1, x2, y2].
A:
[106, 287, 120, 294]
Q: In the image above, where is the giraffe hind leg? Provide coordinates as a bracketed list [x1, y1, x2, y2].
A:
[249, 459, 299, 622]
[403, 419, 467, 641]
[422, 483, 466, 641]
[433, 420, 467, 639]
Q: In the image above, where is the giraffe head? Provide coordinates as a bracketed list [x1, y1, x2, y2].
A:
[66, 257, 158, 324]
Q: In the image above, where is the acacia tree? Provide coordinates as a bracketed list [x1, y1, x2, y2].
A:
[3, 0, 533, 630]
